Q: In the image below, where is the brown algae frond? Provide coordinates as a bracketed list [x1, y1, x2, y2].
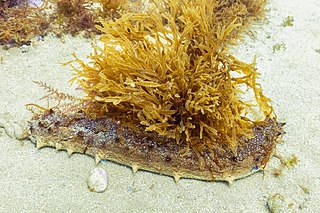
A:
[0, 0, 50, 47]
[70, 0, 273, 156]
[0, 0, 143, 47]
[0, 0, 267, 47]
[49, 0, 125, 37]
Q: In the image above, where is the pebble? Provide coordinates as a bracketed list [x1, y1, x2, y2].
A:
[19, 45, 31, 53]
[87, 168, 108, 193]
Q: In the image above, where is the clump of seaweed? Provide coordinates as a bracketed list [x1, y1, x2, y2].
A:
[0, 0, 49, 47]
[70, 0, 273, 156]
[0, 0, 137, 47]
[1, 0, 267, 48]
[212, 0, 267, 43]
[48, 0, 154, 38]
[97, 0, 124, 12]
[49, 0, 100, 37]
[50, 0, 128, 37]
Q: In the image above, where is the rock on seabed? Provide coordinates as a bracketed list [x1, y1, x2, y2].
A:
[87, 167, 108, 193]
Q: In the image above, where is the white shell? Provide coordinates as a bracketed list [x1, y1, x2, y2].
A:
[87, 168, 108, 193]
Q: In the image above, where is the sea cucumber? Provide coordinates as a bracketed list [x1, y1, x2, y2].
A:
[23, 109, 284, 183]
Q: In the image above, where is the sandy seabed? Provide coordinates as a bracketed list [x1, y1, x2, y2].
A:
[0, 0, 319, 212]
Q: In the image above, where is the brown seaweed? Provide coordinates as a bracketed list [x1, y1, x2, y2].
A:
[70, 0, 273, 155]
[0, 0, 49, 47]
[0, 0, 127, 46]
[1, 0, 267, 47]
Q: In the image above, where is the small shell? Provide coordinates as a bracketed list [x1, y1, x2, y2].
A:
[87, 168, 108, 193]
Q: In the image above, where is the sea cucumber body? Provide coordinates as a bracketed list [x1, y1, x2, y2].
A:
[25, 109, 284, 182]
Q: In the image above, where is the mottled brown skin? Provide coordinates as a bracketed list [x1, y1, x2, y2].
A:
[24, 109, 284, 182]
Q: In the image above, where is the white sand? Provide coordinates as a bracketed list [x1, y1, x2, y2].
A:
[0, 0, 319, 212]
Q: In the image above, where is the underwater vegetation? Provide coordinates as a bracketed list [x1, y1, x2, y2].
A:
[24, 0, 284, 182]
[48, 0, 126, 38]
[51, 0, 99, 37]
[0, 0, 50, 47]
[70, 0, 273, 153]
[0, 0, 128, 46]
[1, 0, 267, 47]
